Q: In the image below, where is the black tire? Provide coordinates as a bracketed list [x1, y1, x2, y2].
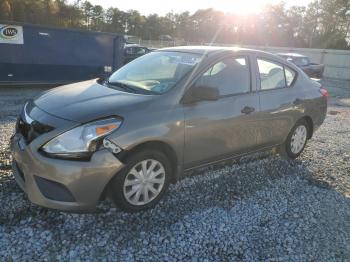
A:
[278, 119, 309, 159]
[108, 149, 171, 212]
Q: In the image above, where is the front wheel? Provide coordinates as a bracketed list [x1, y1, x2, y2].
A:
[109, 149, 171, 212]
[279, 119, 309, 159]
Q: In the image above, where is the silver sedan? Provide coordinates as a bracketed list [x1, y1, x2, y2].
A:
[11, 47, 328, 212]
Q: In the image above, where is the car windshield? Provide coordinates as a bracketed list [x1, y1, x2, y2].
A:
[108, 51, 202, 94]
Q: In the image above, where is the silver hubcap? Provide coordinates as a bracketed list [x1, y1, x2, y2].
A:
[290, 125, 307, 154]
[123, 159, 165, 206]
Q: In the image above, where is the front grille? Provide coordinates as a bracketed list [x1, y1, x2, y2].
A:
[16, 117, 54, 143]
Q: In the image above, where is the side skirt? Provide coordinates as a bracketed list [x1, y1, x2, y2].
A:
[182, 144, 281, 173]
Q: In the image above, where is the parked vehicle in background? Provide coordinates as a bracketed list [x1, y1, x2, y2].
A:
[159, 35, 174, 41]
[11, 47, 328, 213]
[278, 53, 325, 78]
[0, 23, 125, 86]
[124, 43, 152, 64]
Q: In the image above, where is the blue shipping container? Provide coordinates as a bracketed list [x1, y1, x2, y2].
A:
[0, 22, 125, 86]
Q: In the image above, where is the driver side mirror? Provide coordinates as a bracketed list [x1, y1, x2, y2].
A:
[183, 85, 219, 104]
[97, 74, 108, 85]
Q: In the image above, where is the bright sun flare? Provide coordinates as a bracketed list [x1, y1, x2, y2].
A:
[214, 0, 264, 14]
[83, 0, 312, 16]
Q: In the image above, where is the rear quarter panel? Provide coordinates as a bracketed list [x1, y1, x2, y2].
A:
[299, 79, 327, 131]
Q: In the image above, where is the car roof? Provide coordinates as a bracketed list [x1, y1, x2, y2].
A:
[278, 53, 307, 58]
[156, 46, 300, 71]
[159, 46, 278, 57]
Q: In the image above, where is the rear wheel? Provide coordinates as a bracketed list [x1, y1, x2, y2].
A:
[279, 119, 309, 159]
[109, 149, 171, 212]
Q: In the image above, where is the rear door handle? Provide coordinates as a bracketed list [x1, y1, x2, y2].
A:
[241, 106, 255, 114]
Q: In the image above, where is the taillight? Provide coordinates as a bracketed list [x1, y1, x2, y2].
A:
[320, 87, 329, 97]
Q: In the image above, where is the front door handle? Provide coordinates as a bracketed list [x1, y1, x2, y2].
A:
[241, 106, 255, 114]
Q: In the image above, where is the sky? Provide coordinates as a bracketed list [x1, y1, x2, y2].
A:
[76, 0, 313, 15]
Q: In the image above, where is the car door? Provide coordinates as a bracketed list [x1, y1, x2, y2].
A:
[255, 57, 300, 147]
[183, 55, 260, 168]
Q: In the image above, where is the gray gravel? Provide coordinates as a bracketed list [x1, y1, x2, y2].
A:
[0, 82, 350, 261]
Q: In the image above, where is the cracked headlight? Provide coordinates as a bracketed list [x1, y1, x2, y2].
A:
[41, 118, 122, 159]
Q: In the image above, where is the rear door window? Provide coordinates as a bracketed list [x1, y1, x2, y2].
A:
[258, 59, 286, 90]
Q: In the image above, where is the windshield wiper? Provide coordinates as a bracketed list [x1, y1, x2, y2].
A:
[106, 81, 138, 93]
[106, 80, 157, 95]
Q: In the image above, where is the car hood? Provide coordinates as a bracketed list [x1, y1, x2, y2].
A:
[34, 79, 154, 123]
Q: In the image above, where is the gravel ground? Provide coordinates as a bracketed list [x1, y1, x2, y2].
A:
[0, 80, 349, 261]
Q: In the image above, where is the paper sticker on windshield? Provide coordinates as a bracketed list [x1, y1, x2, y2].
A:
[169, 56, 201, 65]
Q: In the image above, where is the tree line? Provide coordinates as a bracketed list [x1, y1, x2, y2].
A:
[0, 0, 349, 49]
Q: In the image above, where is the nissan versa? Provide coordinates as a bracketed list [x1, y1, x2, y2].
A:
[11, 47, 328, 212]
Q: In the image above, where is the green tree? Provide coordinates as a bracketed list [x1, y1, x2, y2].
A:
[105, 7, 127, 33]
[90, 4, 104, 31]
[126, 10, 145, 36]
[0, 0, 13, 20]
[0, 0, 349, 50]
